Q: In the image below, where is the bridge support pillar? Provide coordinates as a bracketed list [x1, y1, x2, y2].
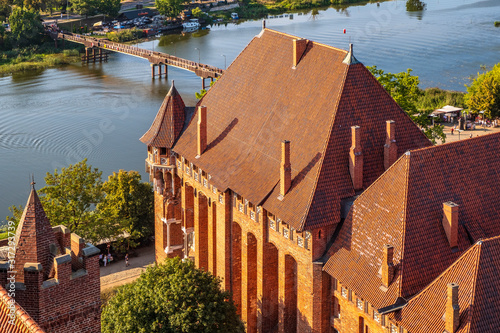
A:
[85, 47, 91, 64]
[151, 64, 156, 78]
[158, 64, 162, 77]
[202, 78, 205, 90]
[163, 64, 168, 79]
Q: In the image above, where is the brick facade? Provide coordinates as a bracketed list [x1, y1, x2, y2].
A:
[0, 188, 101, 333]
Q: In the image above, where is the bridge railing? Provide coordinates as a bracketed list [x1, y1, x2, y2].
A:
[58, 32, 224, 77]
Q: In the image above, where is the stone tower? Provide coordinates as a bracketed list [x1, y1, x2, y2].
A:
[140, 81, 189, 263]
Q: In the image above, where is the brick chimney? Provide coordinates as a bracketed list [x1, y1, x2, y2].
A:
[349, 126, 363, 191]
[280, 140, 291, 198]
[381, 244, 394, 287]
[384, 120, 398, 170]
[445, 283, 460, 333]
[293, 39, 308, 68]
[442, 202, 459, 247]
[197, 106, 207, 156]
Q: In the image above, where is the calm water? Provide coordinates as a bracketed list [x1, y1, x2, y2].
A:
[1, 0, 499, 220]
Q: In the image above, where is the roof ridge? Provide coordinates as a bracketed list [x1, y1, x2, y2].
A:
[465, 240, 483, 333]
[398, 153, 411, 298]
[409, 131, 500, 155]
[299, 59, 350, 230]
[404, 241, 480, 305]
[264, 29, 348, 54]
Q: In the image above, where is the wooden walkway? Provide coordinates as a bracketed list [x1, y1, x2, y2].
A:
[55, 32, 224, 80]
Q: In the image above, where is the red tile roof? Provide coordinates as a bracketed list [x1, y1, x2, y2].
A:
[140, 81, 186, 148]
[172, 29, 430, 231]
[0, 286, 45, 333]
[14, 187, 58, 283]
[390, 236, 500, 333]
[324, 132, 500, 309]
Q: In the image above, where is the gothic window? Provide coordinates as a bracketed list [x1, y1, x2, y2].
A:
[391, 325, 398, 333]
[219, 194, 224, 204]
[203, 178, 208, 188]
[238, 203, 244, 213]
[269, 219, 276, 231]
[341, 287, 348, 299]
[357, 298, 363, 311]
[213, 186, 217, 194]
[305, 231, 311, 250]
[373, 311, 380, 323]
[250, 210, 255, 221]
[283, 227, 289, 239]
[177, 159, 182, 168]
[297, 236, 304, 248]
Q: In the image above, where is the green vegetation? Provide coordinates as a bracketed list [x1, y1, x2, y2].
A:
[155, 0, 185, 18]
[416, 87, 465, 113]
[9, 7, 44, 47]
[106, 28, 144, 42]
[70, 0, 121, 17]
[368, 66, 446, 144]
[465, 63, 500, 119]
[495, 21, 500, 27]
[0, 48, 80, 74]
[406, 0, 426, 11]
[101, 257, 245, 333]
[6, 160, 154, 247]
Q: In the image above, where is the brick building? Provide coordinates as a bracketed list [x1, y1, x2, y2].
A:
[141, 27, 434, 333]
[323, 132, 500, 333]
[0, 186, 101, 333]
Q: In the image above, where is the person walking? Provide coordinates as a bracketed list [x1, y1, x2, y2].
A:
[103, 255, 107, 267]
[125, 254, 129, 267]
[451, 128, 454, 135]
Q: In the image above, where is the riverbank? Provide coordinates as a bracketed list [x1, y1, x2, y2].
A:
[0, 46, 82, 75]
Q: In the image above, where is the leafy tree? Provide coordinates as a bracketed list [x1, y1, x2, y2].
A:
[70, 0, 97, 17]
[191, 6, 203, 18]
[96, 0, 121, 17]
[0, 0, 11, 22]
[97, 170, 154, 251]
[465, 63, 500, 120]
[102, 257, 245, 333]
[39, 159, 104, 242]
[8, 7, 44, 47]
[368, 65, 446, 144]
[406, 0, 426, 11]
[5, 204, 23, 227]
[155, 0, 185, 18]
[195, 79, 216, 100]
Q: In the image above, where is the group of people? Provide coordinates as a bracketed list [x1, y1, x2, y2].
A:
[98, 252, 130, 267]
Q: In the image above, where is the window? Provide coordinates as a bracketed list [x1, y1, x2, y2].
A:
[194, 171, 199, 182]
[177, 159, 182, 168]
[390, 324, 398, 333]
[305, 231, 311, 250]
[219, 194, 224, 204]
[341, 287, 348, 299]
[297, 236, 304, 248]
[238, 203, 244, 213]
[270, 219, 276, 231]
[357, 298, 363, 311]
[373, 311, 380, 323]
[203, 178, 208, 188]
[185, 165, 191, 176]
[160, 147, 167, 155]
[256, 206, 261, 223]
[212, 186, 217, 194]
[283, 228, 289, 239]
[250, 210, 256, 221]
[364, 301, 369, 314]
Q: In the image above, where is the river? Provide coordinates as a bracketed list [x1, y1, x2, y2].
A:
[1, 0, 499, 221]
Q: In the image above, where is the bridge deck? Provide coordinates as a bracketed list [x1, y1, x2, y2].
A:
[56, 32, 224, 79]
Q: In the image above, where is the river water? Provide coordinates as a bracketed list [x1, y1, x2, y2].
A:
[0, 0, 499, 220]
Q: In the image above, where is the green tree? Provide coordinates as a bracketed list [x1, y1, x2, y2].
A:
[70, 0, 97, 17]
[465, 63, 500, 120]
[97, 170, 154, 251]
[8, 7, 44, 47]
[191, 6, 203, 18]
[39, 159, 104, 242]
[96, 0, 121, 17]
[155, 0, 184, 18]
[368, 65, 445, 144]
[102, 257, 245, 333]
[0, 0, 11, 22]
[5, 204, 23, 226]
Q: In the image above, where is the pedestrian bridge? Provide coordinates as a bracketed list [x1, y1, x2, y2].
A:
[52, 32, 224, 85]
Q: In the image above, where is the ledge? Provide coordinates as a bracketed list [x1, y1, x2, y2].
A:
[82, 244, 100, 257]
[42, 279, 59, 289]
[0, 261, 10, 271]
[71, 269, 88, 280]
[54, 254, 72, 265]
[24, 263, 42, 272]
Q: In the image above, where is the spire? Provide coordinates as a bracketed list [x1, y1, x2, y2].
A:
[140, 80, 186, 148]
[14, 187, 58, 282]
[343, 43, 360, 65]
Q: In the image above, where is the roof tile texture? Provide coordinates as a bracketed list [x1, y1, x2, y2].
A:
[140, 82, 186, 148]
[172, 29, 430, 231]
[0, 286, 45, 333]
[324, 132, 500, 309]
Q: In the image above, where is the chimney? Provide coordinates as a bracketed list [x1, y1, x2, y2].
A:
[442, 202, 459, 247]
[292, 39, 308, 68]
[349, 126, 363, 191]
[279, 140, 291, 198]
[381, 244, 394, 287]
[445, 283, 460, 333]
[197, 106, 207, 156]
[384, 120, 398, 170]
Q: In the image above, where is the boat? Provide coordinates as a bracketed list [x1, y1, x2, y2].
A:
[231, 12, 239, 19]
[182, 19, 200, 29]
